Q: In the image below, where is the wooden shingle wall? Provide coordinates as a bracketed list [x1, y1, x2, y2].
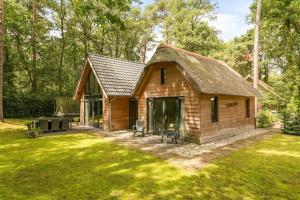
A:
[110, 97, 130, 131]
[136, 62, 255, 144]
[103, 96, 109, 130]
[199, 95, 255, 143]
[79, 94, 85, 125]
[137, 63, 201, 142]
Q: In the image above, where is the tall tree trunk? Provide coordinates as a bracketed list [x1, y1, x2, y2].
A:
[253, 0, 262, 118]
[31, 0, 37, 93]
[58, 0, 65, 95]
[0, 0, 3, 121]
[4, 44, 13, 96]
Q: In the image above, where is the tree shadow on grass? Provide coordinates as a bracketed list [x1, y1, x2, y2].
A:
[1, 127, 300, 199]
[0, 129, 186, 199]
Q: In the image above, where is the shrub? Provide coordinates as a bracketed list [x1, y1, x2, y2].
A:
[282, 113, 300, 136]
[3, 94, 55, 118]
[257, 110, 273, 128]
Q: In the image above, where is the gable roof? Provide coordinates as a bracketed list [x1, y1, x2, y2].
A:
[134, 44, 260, 97]
[74, 54, 145, 99]
[245, 75, 282, 98]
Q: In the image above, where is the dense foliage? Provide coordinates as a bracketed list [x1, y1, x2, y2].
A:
[257, 109, 273, 128]
[3, 0, 222, 117]
[215, 0, 300, 114]
[3, 0, 148, 98]
[2, 0, 300, 118]
[3, 95, 54, 118]
[212, 30, 254, 77]
[146, 0, 222, 55]
[283, 112, 300, 135]
[257, 0, 300, 114]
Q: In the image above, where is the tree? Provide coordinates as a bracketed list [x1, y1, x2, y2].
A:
[212, 30, 254, 77]
[2, 0, 148, 113]
[50, 0, 66, 95]
[31, 0, 37, 93]
[253, 0, 262, 116]
[0, 0, 3, 121]
[146, 0, 222, 55]
[250, 0, 300, 114]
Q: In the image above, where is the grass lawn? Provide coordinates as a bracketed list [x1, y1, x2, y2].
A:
[1, 119, 300, 200]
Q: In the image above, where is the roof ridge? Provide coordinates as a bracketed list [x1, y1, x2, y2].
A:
[157, 43, 223, 64]
[157, 43, 245, 79]
[88, 53, 145, 65]
[245, 75, 278, 93]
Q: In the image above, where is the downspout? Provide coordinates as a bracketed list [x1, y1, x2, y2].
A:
[109, 96, 117, 131]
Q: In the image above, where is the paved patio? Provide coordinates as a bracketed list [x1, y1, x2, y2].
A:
[88, 128, 278, 171]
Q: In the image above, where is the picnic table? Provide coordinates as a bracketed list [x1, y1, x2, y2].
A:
[29, 118, 72, 133]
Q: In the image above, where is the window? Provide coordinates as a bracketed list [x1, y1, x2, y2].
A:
[211, 96, 218, 123]
[160, 68, 166, 84]
[84, 71, 101, 96]
[245, 98, 250, 118]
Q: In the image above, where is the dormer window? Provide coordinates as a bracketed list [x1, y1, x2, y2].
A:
[160, 68, 166, 84]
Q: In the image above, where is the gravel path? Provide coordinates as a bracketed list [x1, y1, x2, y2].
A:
[167, 128, 271, 158]
[88, 127, 278, 170]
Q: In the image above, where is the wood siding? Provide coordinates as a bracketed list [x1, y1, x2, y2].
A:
[136, 62, 255, 144]
[199, 95, 255, 143]
[103, 96, 109, 130]
[136, 63, 202, 142]
[79, 94, 85, 125]
[110, 97, 130, 131]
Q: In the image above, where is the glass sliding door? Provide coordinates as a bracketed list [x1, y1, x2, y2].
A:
[148, 97, 185, 137]
[164, 98, 178, 131]
[129, 99, 138, 129]
[84, 70, 103, 128]
[153, 98, 164, 131]
[85, 97, 103, 128]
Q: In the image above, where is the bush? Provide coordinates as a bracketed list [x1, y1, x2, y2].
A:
[282, 113, 300, 135]
[257, 110, 273, 128]
[3, 94, 55, 118]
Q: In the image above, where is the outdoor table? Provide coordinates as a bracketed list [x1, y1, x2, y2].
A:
[30, 118, 71, 132]
[160, 130, 179, 144]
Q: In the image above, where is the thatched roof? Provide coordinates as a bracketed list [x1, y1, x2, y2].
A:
[134, 44, 260, 97]
[245, 75, 282, 98]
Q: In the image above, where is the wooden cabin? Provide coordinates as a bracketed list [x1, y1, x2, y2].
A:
[74, 54, 145, 131]
[245, 75, 282, 112]
[74, 44, 260, 144]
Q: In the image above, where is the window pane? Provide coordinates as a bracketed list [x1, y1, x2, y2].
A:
[84, 71, 101, 96]
[160, 69, 166, 84]
[211, 97, 218, 123]
[246, 98, 250, 118]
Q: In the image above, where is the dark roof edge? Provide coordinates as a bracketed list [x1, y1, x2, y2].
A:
[88, 53, 145, 65]
[73, 59, 89, 100]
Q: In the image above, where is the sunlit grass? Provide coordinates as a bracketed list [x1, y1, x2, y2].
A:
[0, 120, 300, 199]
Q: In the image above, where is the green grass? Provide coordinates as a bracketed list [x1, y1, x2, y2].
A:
[0, 120, 300, 200]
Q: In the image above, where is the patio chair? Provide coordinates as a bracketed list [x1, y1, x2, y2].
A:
[51, 119, 60, 132]
[61, 118, 70, 131]
[39, 119, 49, 133]
[132, 120, 145, 137]
[160, 123, 181, 144]
[32, 120, 39, 129]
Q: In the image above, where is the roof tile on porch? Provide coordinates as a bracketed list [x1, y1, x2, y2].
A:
[88, 53, 145, 96]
